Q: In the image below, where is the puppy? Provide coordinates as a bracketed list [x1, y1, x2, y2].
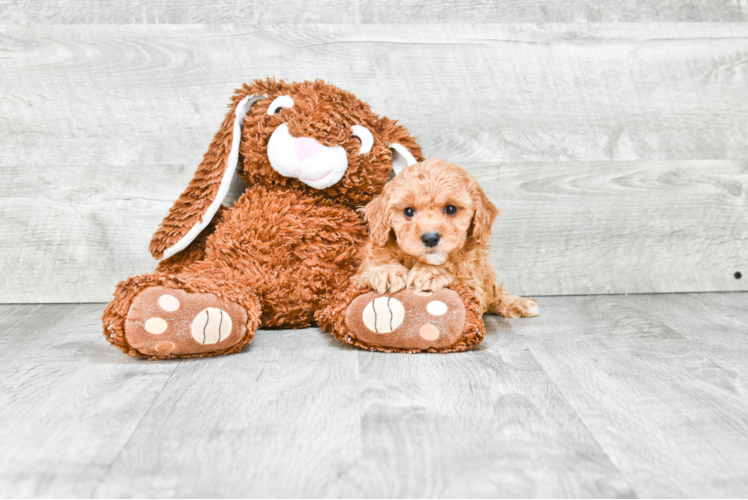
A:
[355, 158, 538, 318]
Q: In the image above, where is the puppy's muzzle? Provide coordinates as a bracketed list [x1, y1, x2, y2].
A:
[421, 232, 440, 248]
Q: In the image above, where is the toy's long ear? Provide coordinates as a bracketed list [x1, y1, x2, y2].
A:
[389, 143, 418, 175]
[149, 93, 266, 260]
[378, 117, 424, 175]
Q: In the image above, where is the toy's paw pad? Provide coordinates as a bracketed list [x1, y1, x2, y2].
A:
[362, 297, 405, 333]
[191, 308, 233, 344]
[346, 288, 466, 351]
[125, 286, 247, 357]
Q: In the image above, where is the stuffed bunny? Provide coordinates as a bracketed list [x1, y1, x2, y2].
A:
[102, 79, 485, 359]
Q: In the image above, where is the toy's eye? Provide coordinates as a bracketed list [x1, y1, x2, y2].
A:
[404, 207, 415, 218]
[445, 205, 457, 215]
[267, 95, 294, 116]
[351, 125, 374, 154]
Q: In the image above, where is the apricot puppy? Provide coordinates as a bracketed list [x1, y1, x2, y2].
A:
[356, 158, 538, 318]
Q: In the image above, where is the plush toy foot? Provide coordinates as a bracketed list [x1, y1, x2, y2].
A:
[319, 284, 486, 353]
[124, 286, 249, 358]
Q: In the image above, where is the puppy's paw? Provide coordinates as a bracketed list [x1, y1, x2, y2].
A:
[498, 296, 539, 318]
[366, 264, 409, 294]
[407, 266, 453, 292]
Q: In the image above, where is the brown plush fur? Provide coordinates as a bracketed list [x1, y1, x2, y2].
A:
[102, 271, 262, 360]
[355, 159, 539, 319]
[150, 79, 421, 259]
[103, 79, 424, 358]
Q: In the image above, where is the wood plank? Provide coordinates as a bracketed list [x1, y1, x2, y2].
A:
[2, 155, 745, 302]
[92, 328, 364, 497]
[478, 159, 748, 296]
[0, 303, 178, 497]
[3, 25, 748, 163]
[616, 292, 748, 376]
[2, 24, 748, 301]
[345, 327, 634, 498]
[512, 292, 748, 498]
[3, 296, 748, 497]
[92, 318, 633, 497]
[1, 0, 746, 23]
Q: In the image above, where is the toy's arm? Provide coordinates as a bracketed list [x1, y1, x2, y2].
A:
[149, 92, 266, 260]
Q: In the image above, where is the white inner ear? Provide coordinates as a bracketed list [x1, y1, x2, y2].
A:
[222, 174, 248, 207]
[389, 143, 417, 175]
[160, 93, 266, 261]
[351, 125, 374, 154]
[267, 95, 294, 115]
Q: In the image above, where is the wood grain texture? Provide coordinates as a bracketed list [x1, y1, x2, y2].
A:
[0, 303, 178, 497]
[3, 295, 748, 497]
[512, 292, 748, 498]
[1, 0, 746, 23]
[1, 24, 747, 301]
[93, 330, 363, 497]
[3, 24, 748, 162]
[343, 334, 633, 498]
[480, 159, 748, 296]
[0, 302, 634, 498]
[2, 156, 745, 302]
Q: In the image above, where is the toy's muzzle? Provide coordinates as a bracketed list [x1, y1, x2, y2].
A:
[267, 124, 348, 190]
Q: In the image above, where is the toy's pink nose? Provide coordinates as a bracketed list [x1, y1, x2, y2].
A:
[294, 137, 322, 161]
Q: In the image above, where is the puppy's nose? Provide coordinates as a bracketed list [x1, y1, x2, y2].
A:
[421, 232, 440, 248]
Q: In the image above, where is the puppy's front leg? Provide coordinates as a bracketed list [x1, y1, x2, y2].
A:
[360, 264, 409, 294]
[406, 265, 455, 292]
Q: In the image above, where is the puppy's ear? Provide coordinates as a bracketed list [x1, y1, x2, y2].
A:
[363, 189, 392, 246]
[149, 89, 267, 260]
[471, 185, 501, 247]
[377, 117, 424, 175]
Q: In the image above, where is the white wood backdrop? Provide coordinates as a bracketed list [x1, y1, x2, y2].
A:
[1, 22, 747, 302]
[2, 1, 747, 23]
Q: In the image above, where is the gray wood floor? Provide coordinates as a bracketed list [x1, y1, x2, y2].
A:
[2, 292, 748, 498]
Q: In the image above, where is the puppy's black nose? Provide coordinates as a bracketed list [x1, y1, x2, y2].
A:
[421, 232, 440, 247]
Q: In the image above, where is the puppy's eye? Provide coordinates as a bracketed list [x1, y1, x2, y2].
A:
[404, 207, 415, 218]
[267, 95, 294, 115]
[445, 205, 457, 215]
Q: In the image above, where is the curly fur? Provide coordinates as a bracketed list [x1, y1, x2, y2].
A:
[355, 159, 539, 319]
[103, 79, 424, 358]
[101, 271, 262, 360]
[150, 79, 422, 259]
